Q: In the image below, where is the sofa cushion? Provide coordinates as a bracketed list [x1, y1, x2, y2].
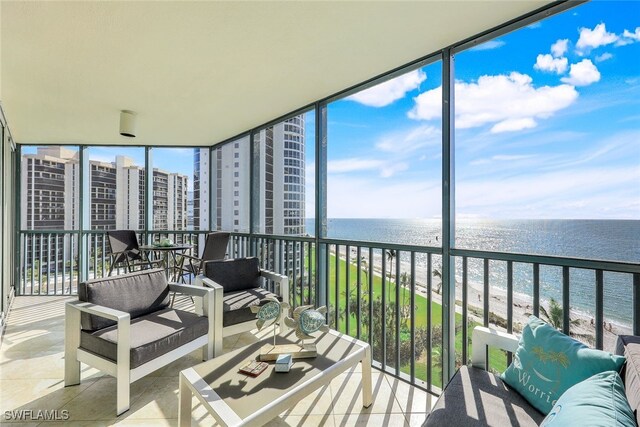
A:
[223, 288, 281, 327]
[78, 268, 170, 331]
[80, 308, 208, 368]
[426, 365, 544, 427]
[616, 335, 640, 426]
[502, 315, 625, 414]
[203, 257, 261, 293]
[540, 371, 636, 427]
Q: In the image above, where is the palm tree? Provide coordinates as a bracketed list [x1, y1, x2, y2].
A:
[433, 266, 442, 294]
[360, 256, 369, 291]
[386, 249, 396, 282]
[400, 272, 410, 307]
[535, 298, 580, 330]
[350, 255, 369, 291]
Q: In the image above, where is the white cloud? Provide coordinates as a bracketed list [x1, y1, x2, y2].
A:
[622, 27, 640, 41]
[327, 176, 441, 218]
[551, 39, 569, 57]
[380, 163, 409, 178]
[561, 59, 601, 86]
[457, 165, 640, 219]
[327, 157, 410, 178]
[470, 154, 537, 166]
[409, 72, 579, 133]
[617, 27, 640, 46]
[470, 40, 505, 51]
[534, 54, 568, 74]
[491, 118, 537, 133]
[327, 158, 384, 174]
[576, 23, 618, 53]
[346, 69, 426, 107]
[595, 52, 613, 62]
[375, 125, 440, 152]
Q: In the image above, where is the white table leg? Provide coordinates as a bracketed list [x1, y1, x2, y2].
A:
[362, 345, 373, 408]
[179, 372, 193, 427]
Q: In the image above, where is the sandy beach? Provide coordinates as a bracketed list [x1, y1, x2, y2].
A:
[337, 246, 629, 353]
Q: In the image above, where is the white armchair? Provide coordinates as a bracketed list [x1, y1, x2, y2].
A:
[64, 268, 215, 416]
[195, 257, 289, 357]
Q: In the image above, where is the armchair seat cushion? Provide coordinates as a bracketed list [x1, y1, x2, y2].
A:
[223, 288, 282, 327]
[80, 308, 208, 369]
[426, 365, 544, 427]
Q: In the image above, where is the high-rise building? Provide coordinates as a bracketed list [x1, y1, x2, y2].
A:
[193, 149, 209, 230]
[254, 115, 306, 236]
[212, 140, 251, 232]
[89, 156, 146, 230]
[21, 148, 188, 232]
[21, 147, 79, 230]
[206, 116, 306, 236]
[151, 168, 188, 231]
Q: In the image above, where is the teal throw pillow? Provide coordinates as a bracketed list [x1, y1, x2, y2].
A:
[540, 371, 636, 427]
[501, 315, 625, 414]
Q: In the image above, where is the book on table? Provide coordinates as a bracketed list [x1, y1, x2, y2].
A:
[238, 360, 269, 377]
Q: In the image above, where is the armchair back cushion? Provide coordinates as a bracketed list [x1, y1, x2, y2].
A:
[203, 257, 261, 293]
[78, 268, 170, 331]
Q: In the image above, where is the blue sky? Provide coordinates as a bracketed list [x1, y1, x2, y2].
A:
[325, 1, 640, 220]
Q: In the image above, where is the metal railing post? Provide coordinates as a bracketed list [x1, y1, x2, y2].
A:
[441, 49, 456, 382]
[315, 102, 328, 311]
[145, 147, 153, 245]
[78, 146, 90, 282]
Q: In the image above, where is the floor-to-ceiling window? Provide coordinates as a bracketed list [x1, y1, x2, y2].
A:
[253, 111, 315, 238]
[19, 146, 80, 294]
[211, 136, 251, 234]
[451, 1, 640, 363]
[86, 147, 146, 231]
[326, 59, 445, 386]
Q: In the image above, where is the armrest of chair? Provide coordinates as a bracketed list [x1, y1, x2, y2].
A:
[471, 326, 519, 371]
[64, 301, 131, 386]
[170, 282, 215, 360]
[195, 275, 224, 358]
[66, 300, 130, 322]
[169, 282, 214, 298]
[260, 270, 289, 304]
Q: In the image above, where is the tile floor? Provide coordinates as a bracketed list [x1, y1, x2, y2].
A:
[0, 296, 435, 426]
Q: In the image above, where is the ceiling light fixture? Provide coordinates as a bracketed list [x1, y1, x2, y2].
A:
[119, 110, 137, 138]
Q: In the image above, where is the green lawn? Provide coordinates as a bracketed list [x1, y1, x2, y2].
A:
[302, 251, 507, 388]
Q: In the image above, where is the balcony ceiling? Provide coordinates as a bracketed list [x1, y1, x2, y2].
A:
[1, 1, 551, 146]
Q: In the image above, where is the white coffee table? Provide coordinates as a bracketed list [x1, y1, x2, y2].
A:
[178, 329, 372, 427]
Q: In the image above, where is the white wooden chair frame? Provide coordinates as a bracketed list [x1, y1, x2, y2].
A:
[64, 283, 215, 415]
[195, 270, 289, 357]
[471, 326, 520, 369]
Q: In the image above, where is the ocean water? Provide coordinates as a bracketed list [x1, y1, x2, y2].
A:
[307, 218, 640, 325]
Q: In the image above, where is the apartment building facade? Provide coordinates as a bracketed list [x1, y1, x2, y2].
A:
[21, 148, 188, 231]
[206, 115, 306, 236]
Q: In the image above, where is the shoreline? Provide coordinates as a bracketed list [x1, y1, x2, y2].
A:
[337, 247, 629, 352]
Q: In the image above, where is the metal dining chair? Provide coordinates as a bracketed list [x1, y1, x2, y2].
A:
[172, 232, 230, 306]
[106, 230, 156, 276]
[175, 232, 231, 282]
